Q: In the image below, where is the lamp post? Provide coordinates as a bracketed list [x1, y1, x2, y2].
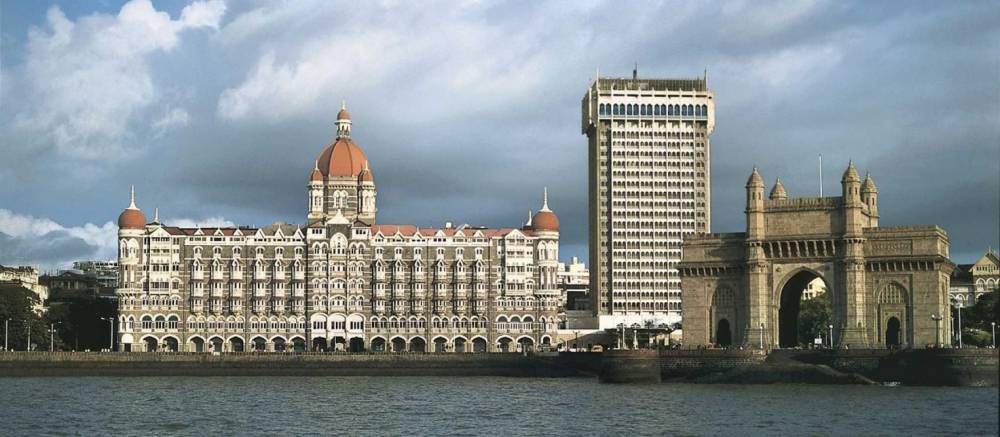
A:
[49, 323, 61, 352]
[930, 314, 943, 348]
[991, 322, 996, 349]
[759, 323, 764, 350]
[828, 324, 834, 349]
[617, 323, 625, 350]
[4, 319, 8, 351]
[573, 330, 579, 352]
[101, 317, 114, 352]
[955, 301, 964, 349]
[26, 323, 31, 352]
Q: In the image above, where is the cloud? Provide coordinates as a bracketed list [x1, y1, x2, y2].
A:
[10, 0, 225, 159]
[0, 209, 117, 270]
[152, 107, 191, 133]
[164, 217, 236, 228]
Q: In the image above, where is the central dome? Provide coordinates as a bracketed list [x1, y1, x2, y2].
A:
[316, 138, 370, 179]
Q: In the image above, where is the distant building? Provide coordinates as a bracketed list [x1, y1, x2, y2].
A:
[558, 256, 589, 310]
[0, 264, 48, 312]
[73, 260, 120, 288]
[581, 70, 714, 329]
[950, 249, 999, 307]
[41, 270, 116, 302]
[801, 278, 827, 300]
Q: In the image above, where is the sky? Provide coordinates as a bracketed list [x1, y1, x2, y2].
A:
[0, 0, 998, 272]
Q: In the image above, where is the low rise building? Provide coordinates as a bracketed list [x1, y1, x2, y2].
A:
[0, 264, 48, 312]
[949, 249, 999, 307]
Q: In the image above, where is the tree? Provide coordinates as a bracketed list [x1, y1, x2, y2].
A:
[963, 292, 998, 331]
[798, 292, 832, 346]
[0, 284, 48, 351]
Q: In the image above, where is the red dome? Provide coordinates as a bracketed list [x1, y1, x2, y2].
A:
[337, 108, 351, 120]
[118, 208, 146, 230]
[532, 210, 559, 232]
[316, 138, 371, 179]
[310, 166, 323, 182]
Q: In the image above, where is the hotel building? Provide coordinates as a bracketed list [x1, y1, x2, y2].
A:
[115, 107, 561, 353]
[581, 71, 714, 328]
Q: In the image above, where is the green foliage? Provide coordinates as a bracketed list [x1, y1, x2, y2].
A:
[47, 296, 117, 351]
[961, 328, 993, 348]
[0, 284, 48, 350]
[798, 292, 832, 346]
[963, 292, 998, 331]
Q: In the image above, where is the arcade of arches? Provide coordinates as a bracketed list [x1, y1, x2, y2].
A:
[679, 165, 954, 349]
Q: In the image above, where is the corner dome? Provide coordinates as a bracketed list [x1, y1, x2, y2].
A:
[316, 138, 371, 179]
[746, 167, 764, 188]
[532, 210, 559, 232]
[118, 186, 146, 230]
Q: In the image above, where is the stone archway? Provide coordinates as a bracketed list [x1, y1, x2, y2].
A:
[349, 337, 365, 353]
[778, 269, 830, 348]
[143, 337, 158, 352]
[716, 319, 732, 347]
[886, 317, 901, 348]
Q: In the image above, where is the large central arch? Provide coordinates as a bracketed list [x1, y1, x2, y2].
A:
[778, 269, 830, 348]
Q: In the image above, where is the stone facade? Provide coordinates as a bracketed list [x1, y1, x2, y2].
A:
[0, 264, 48, 312]
[679, 163, 954, 349]
[115, 108, 560, 353]
[581, 71, 714, 328]
[949, 250, 999, 307]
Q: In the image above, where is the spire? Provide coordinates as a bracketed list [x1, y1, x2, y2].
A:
[769, 177, 788, 200]
[540, 187, 552, 212]
[153, 207, 159, 223]
[842, 160, 860, 182]
[314, 160, 319, 171]
[862, 171, 877, 193]
[127, 185, 138, 210]
[746, 167, 764, 188]
[526, 210, 533, 227]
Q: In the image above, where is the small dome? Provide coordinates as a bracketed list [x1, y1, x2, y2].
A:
[532, 211, 559, 232]
[862, 173, 877, 193]
[118, 209, 146, 230]
[337, 108, 351, 121]
[531, 188, 559, 232]
[316, 138, 370, 179]
[746, 167, 764, 188]
[842, 160, 860, 182]
[310, 160, 323, 182]
[358, 161, 374, 183]
[769, 178, 788, 200]
[118, 186, 146, 230]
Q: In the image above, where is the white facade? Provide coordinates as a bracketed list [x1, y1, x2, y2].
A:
[581, 72, 714, 327]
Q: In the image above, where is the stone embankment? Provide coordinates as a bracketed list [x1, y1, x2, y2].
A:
[0, 352, 585, 378]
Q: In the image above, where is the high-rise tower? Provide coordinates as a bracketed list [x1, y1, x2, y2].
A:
[581, 70, 714, 328]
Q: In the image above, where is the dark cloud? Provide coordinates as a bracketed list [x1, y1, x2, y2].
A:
[0, 0, 997, 269]
[0, 231, 99, 271]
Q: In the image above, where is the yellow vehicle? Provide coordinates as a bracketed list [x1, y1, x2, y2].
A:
[590, 345, 604, 352]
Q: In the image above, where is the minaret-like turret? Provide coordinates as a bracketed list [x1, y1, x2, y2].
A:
[745, 167, 765, 239]
[861, 172, 879, 227]
[308, 160, 324, 221]
[336, 101, 352, 139]
[842, 160, 863, 236]
[769, 177, 788, 200]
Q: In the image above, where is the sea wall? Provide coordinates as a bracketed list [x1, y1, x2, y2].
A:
[0, 352, 585, 378]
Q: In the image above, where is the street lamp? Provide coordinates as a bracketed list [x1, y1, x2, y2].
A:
[930, 314, 943, 348]
[49, 323, 61, 352]
[828, 324, 834, 349]
[955, 301, 964, 349]
[3, 319, 8, 352]
[992, 322, 996, 349]
[617, 323, 625, 350]
[101, 317, 115, 352]
[26, 323, 31, 352]
[759, 323, 764, 350]
[632, 323, 641, 350]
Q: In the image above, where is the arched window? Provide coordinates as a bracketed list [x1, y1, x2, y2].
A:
[667, 105, 674, 116]
[142, 316, 152, 330]
[653, 105, 660, 116]
[639, 105, 646, 116]
[626, 104, 633, 116]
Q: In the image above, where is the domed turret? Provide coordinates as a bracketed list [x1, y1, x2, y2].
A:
[309, 160, 323, 183]
[769, 177, 788, 200]
[316, 103, 369, 179]
[746, 167, 764, 188]
[531, 188, 559, 232]
[841, 160, 860, 183]
[861, 172, 877, 194]
[118, 185, 146, 230]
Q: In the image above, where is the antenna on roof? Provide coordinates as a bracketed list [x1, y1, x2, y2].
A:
[819, 154, 824, 197]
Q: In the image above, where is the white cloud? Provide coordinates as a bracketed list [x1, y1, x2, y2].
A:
[152, 107, 191, 132]
[216, 3, 552, 123]
[0, 209, 118, 270]
[13, 0, 225, 159]
[164, 217, 236, 228]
